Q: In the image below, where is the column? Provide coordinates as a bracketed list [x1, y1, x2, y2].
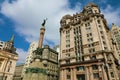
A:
[71, 68, 73, 80]
[73, 68, 76, 80]
[86, 66, 89, 80]
[89, 66, 93, 80]
[64, 69, 66, 80]
[102, 65, 108, 80]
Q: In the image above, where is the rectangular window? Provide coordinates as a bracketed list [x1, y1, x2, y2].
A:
[97, 20, 100, 24]
[92, 65, 98, 70]
[91, 56, 96, 60]
[76, 66, 85, 71]
[110, 72, 114, 78]
[100, 31, 103, 34]
[66, 60, 70, 64]
[101, 36, 104, 39]
[66, 68, 71, 72]
[93, 73, 99, 79]
[67, 75, 71, 79]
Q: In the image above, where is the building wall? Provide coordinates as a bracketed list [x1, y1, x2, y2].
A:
[111, 24, 120, 62]
[60, 3, 119, 80]
[13, 64, 24, 80]
[42, 45, 59, 80]
[53, 45, 60, 60]
[22, 41, 38, 77]
[0, 50, 18, 80]
[0, 41, 5, 50]
[23, 45, 59, 80]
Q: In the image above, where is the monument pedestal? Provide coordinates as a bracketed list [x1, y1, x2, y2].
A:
[23, 58, 47, 80]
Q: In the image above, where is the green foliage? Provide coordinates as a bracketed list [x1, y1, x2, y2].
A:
[25, 68, 46, 75]
[33, 48, 43, 55]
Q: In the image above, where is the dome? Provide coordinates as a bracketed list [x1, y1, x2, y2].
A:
[62, 14, 72, 19]
[86, 2, 98, 7]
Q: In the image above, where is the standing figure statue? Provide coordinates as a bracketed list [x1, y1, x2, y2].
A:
[42, 18, 47, 26]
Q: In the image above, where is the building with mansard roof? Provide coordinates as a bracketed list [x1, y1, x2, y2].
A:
[60, 2, 120, 80]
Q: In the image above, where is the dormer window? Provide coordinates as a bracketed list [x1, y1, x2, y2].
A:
[94, 10, 98, 13]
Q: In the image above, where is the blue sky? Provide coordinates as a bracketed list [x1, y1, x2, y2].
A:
[0, 0, 120, 64]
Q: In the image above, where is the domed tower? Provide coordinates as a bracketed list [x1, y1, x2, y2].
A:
[83, 2, 100, 15]
[59, 2, 119, 80]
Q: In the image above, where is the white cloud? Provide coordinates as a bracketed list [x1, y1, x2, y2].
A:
[1, 0, 120, 48]
[0, 0, 81, 46]
[16, 48, 27, 64]
[102, 5, 120, 26]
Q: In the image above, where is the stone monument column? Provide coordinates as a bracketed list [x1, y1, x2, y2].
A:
[38, 19, 47, 48]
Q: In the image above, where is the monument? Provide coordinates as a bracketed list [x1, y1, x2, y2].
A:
[23, 19, 59, 80]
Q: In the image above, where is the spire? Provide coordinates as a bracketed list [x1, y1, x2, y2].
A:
[9, 34, 14, 43]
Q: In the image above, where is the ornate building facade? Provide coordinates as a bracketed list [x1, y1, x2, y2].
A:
[111, 23, 120, 79]
[60, 3, 120, 80]
[0, 35, 18, 80]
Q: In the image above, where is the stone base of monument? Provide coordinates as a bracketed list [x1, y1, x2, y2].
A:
[23, 58, 47, 80]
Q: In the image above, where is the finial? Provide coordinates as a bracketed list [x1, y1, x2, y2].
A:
[112, 23, 115, 25]
[9, 34, 14, 43]
[41, 18, 47, 27]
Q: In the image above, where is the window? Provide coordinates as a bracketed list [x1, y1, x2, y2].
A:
[100, 31, 103, 34]
[101, 36, 104, 39]
[110, 72, 114, 78]
[66, 68, 71, 72]
[104, 47, 107, 50]
[66, 60, 70, 64]
[67, 75, 71, 79]
[91, 56, 96, 60]
[5, 76, 7, 80]
[89, 48, 95, 53]
[7, 67, 10, 72]
[97, 20, 100, 24]
[108, 64, 112, 69]
[92, 65, 98, 70]
[93, 73, 99, 79]
[94, 10, 97, 13]
[0, 62, 2, 67]
[103, 41, 106, 45]
[76, 66, 85, 71]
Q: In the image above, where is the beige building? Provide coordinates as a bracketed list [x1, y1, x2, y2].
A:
[111, 23, 120, 62]
[53, 45, 60, 60]
[0, 41, 6, 50]
[13, 64, 24, 80]
[22, 41, 38, 77]
[0, 35, 18, 80]
[111, 23, 120, 79]
[60, 3, 120, 80]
